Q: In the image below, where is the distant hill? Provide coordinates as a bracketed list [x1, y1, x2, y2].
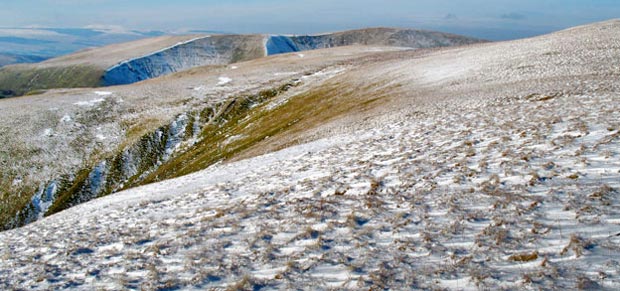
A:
[0, 28, 483, 97]
[0, 27, 165, 59]
[0, 53, 47, 67]
[0, 35, 206, 98]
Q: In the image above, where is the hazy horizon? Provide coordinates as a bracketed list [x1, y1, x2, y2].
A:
[2, 0, 619, 41]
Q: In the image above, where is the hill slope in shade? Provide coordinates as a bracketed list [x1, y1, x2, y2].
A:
[0, 19, 619, 289]
[0, 28, 483, 96]
[265, 27, 481, 55]
[101, 34, 266, 86]
[0, 53, 47, 68]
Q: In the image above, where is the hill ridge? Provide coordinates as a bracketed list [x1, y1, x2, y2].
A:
[0, 27, 483, 95]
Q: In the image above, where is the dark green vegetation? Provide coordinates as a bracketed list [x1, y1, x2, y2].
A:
[139, 83, 298, 184]
[142, 78, 395, 183]
[0, 65, 103, 97]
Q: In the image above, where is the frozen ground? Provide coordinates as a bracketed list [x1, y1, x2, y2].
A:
[1, 89, 619, 289]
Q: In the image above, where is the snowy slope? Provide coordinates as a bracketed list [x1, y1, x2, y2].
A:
[1, 89, 619, 290]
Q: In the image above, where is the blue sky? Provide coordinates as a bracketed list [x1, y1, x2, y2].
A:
[1, 0, 619, 40]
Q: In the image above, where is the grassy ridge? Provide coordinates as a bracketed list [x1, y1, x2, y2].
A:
[138, 77, 393, 184]
[0, 65, 104, 97]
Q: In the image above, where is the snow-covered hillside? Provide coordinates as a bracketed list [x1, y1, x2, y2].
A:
[1, 86, 619, 290]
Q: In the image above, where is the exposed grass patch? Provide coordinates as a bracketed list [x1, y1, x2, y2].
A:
[137, 84, 294, 184]
[508, 251, 539, 262]
[45, 170, 92, 216]
[24, 89, 47, 96]
[121, 117, 168, 148]
[139, 78, 391, 184]
[0, 183, 38, 231]
[0, 134, 44, 230]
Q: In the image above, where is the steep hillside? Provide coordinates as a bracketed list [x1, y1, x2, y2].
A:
[266, 27, 481, 55]
[102, 34, 266, 86]
[0, 19, 619, 289]
[0, 28, 482, 96]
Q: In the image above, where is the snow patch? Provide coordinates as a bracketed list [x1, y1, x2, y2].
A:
[222, 134, 245, 146]
[30, 181, 58, 220]
[94, 91, 113, 96]
[217, 77, 232, 86]
[60, 115, 72, 123]
[74, 98, 105, 107]
[274, 72, 298, 76]
[42, 128, 53, 137]
[301, 67, 347, 81]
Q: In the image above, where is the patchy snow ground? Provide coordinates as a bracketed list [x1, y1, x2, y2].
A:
[1, 90, 619, 290]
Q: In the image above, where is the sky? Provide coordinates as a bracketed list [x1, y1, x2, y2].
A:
[1, 0, 619, 40]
